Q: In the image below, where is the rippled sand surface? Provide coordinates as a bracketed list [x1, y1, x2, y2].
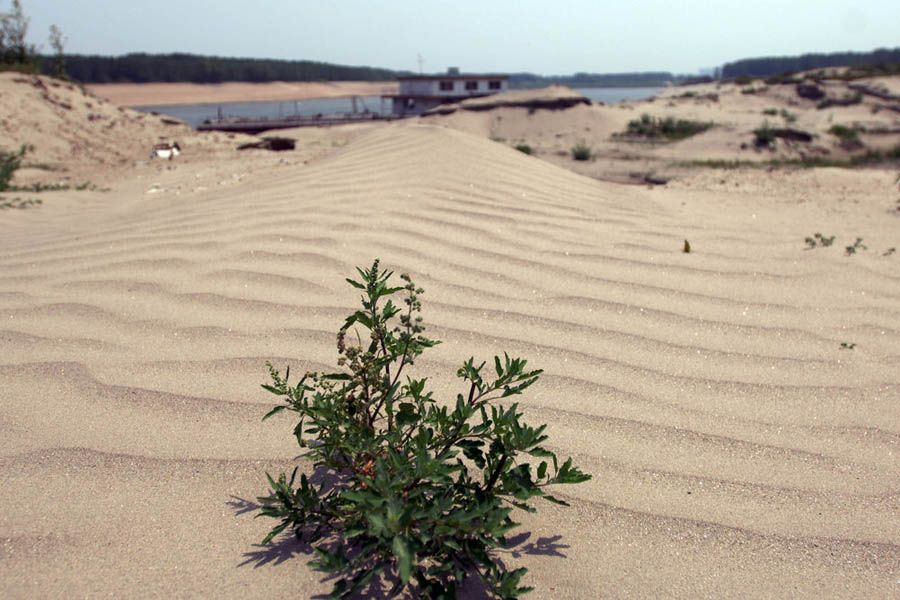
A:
[2, 124, 898, 598]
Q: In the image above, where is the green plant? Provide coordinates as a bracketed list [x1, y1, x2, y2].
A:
[753, 122, 777, 147]
[0, 0, 36, 69]
[840, 342, 856, 350]
[256, 260, 590, 599]
[47, 24, 67, 79]
[0, 196, 41, 209]
[570, 141, 592, 161]
[804, 233, 836, 249]
[622, 114, 713, 141]
[0, 144, 29, 191]
[514, 143, 533, 155]
[762, 108, 778, 116]
[845, 237, 867, 256]
[828, 124, 859, 142]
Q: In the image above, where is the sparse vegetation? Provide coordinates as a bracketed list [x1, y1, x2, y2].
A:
[753, 122, 777, 147]
[256, 261, 590, 599]
[762, 108, 798, 123]
[683, 239, 691, 253]
[840, 342, 856, 350]
[828, 124, 859, 143]
[514, 143, 534, 155]
[0, 196, 41, 209]
[571, 141, 592, 161]
[845, 237, 867, 256]
[817, 93, 863, 110]
[621, 114, 713, 141]
[677, 145, 900, 170]
[805, 233, 835, 249]
[0, 144, 28, 191]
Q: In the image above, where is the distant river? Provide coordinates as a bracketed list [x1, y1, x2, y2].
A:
[135, 87, 663, 129]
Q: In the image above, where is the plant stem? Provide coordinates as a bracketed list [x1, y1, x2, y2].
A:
[485, 453, 508, 493]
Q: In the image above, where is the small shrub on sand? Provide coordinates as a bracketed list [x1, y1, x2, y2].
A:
[257, 260, 590, 598]
[828, 124, 859, 142]
[623, 114, 713, 141]
[514, 143, 534, 155]
[571, 141, 592, 161]
[845, 237, 867, 256]
[753, 122, 777, 148]
[804, 233, 835, 249]
[0, 144, 29, 191]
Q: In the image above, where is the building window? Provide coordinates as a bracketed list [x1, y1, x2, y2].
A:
[489, 80, 502, 90]
[439, 81, 454, 91]
[465, 80, 478, 91]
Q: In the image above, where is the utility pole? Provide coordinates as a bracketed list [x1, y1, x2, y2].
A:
[417, 53, 424, 74]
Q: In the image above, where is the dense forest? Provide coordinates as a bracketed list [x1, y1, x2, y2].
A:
[38, 53, 409, 83]
[721, 47, 900, 78]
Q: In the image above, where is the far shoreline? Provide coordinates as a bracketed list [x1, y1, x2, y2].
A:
[86, 80, 400, 107]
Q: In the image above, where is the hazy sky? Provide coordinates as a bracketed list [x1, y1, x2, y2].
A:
[20, 0, 900, 74]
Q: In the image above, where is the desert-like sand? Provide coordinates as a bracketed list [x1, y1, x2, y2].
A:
[87, 80, 399, 107]
[2, 74, 899, 598]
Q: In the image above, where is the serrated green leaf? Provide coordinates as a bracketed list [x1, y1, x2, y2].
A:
[261, 405, 286, 420]
[260, 521, 288, 545]
[392, 536, 413, 584]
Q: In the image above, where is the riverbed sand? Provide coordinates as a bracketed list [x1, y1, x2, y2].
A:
[1, 73, 899, 598]
[87, 81, 399, 107]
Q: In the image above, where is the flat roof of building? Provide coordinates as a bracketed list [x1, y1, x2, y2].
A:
[397, 74, 508, 81]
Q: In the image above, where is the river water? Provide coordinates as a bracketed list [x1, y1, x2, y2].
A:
[135, 87, 663, 129]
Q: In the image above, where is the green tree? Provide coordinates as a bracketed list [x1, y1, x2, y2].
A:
[0, 0, 33, 67]
[48, 23, 65, 78]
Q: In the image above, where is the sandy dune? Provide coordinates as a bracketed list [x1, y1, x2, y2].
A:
[2, 80, 900, 597]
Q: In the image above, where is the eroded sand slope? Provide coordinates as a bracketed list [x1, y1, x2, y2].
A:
[1, 123, 899, 598]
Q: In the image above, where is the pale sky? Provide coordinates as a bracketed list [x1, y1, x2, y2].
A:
[20, 0, 900, 74]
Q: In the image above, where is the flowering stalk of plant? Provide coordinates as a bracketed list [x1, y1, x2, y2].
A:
[257, 260, 590, 599]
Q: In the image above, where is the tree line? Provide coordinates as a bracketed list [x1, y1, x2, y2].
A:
[721, 47, 900, 78]
[509, 71, 676, 88]
[42, 52, 408, 84]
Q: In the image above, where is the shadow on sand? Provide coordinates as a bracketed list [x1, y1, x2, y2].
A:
[228, 493, 569, 599]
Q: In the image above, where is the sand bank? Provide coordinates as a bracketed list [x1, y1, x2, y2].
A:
[86, 80, 399, 107]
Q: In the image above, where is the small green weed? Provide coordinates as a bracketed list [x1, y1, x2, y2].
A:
[804, 233, 835, 249]
[0, 196, 42, 210]
[845, 237, 867, 255]
[571, 141, 592, 161]
[828, 124, 859, 142]
[514, 143, 534, 155]
[256, 260, 590, 598]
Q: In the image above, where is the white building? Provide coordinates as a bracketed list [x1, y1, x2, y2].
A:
[384, 67, 509, 116]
